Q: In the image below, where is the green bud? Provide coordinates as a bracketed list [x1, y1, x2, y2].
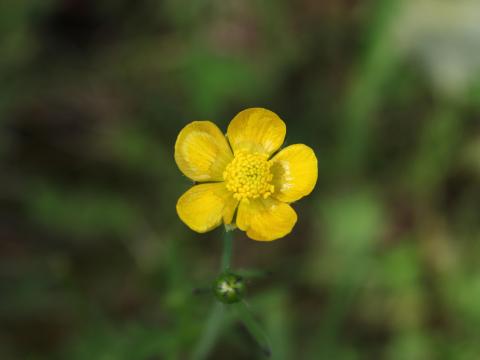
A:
[213, 272, 246, 304]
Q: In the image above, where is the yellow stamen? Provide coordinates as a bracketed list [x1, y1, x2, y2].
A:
[223, 150, 275, 201]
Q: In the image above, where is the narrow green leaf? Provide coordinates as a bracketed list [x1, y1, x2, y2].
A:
[191, 302, 225, 360]
[235, 268, 272, 280]
[234, 301, 272, 357]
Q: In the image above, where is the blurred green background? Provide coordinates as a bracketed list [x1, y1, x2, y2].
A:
[1, 0, 480, 359]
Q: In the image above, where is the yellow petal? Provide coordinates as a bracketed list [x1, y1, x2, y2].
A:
[177, 183, 239, 233]
[236, 197, 297, 241]
[175, 121, 233, 182]
[270, 144, 318, 203]
[227, 108, 286, 156]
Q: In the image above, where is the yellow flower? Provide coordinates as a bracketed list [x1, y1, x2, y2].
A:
[175, 108, 318, 241]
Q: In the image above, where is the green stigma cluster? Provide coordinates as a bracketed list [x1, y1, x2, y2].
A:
[213, 272, 246, 304]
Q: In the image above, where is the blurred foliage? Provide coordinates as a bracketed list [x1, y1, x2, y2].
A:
[1, 0, 479, 359]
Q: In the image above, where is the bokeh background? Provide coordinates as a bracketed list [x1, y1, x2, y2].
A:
[1, 0, 480, 359]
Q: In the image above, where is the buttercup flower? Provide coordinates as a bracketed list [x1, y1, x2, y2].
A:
[175, 108, 318, 241]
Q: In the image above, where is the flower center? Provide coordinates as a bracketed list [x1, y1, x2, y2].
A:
[223, 150, 275, 201]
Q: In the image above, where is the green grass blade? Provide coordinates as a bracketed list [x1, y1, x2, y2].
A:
[234, 300, 272, 357]
[191, 302, 225, 360]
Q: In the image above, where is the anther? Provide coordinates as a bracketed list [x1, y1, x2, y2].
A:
[223, 151, 275, 201]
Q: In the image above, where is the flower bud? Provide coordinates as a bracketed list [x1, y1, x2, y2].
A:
[213, 272, 246, 304]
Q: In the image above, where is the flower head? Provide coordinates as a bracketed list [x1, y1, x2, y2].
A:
[175, 108, 318, 241]
[213, 272, 245, 304]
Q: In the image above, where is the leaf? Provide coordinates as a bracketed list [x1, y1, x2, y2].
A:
[191, 302, 226, 360]
[233, 301, 272, 358]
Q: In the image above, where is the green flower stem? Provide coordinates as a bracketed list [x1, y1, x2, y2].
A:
[191, 229, 234, 359]
[192, 229, 273, 358]
[221, 229, 234, 271]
